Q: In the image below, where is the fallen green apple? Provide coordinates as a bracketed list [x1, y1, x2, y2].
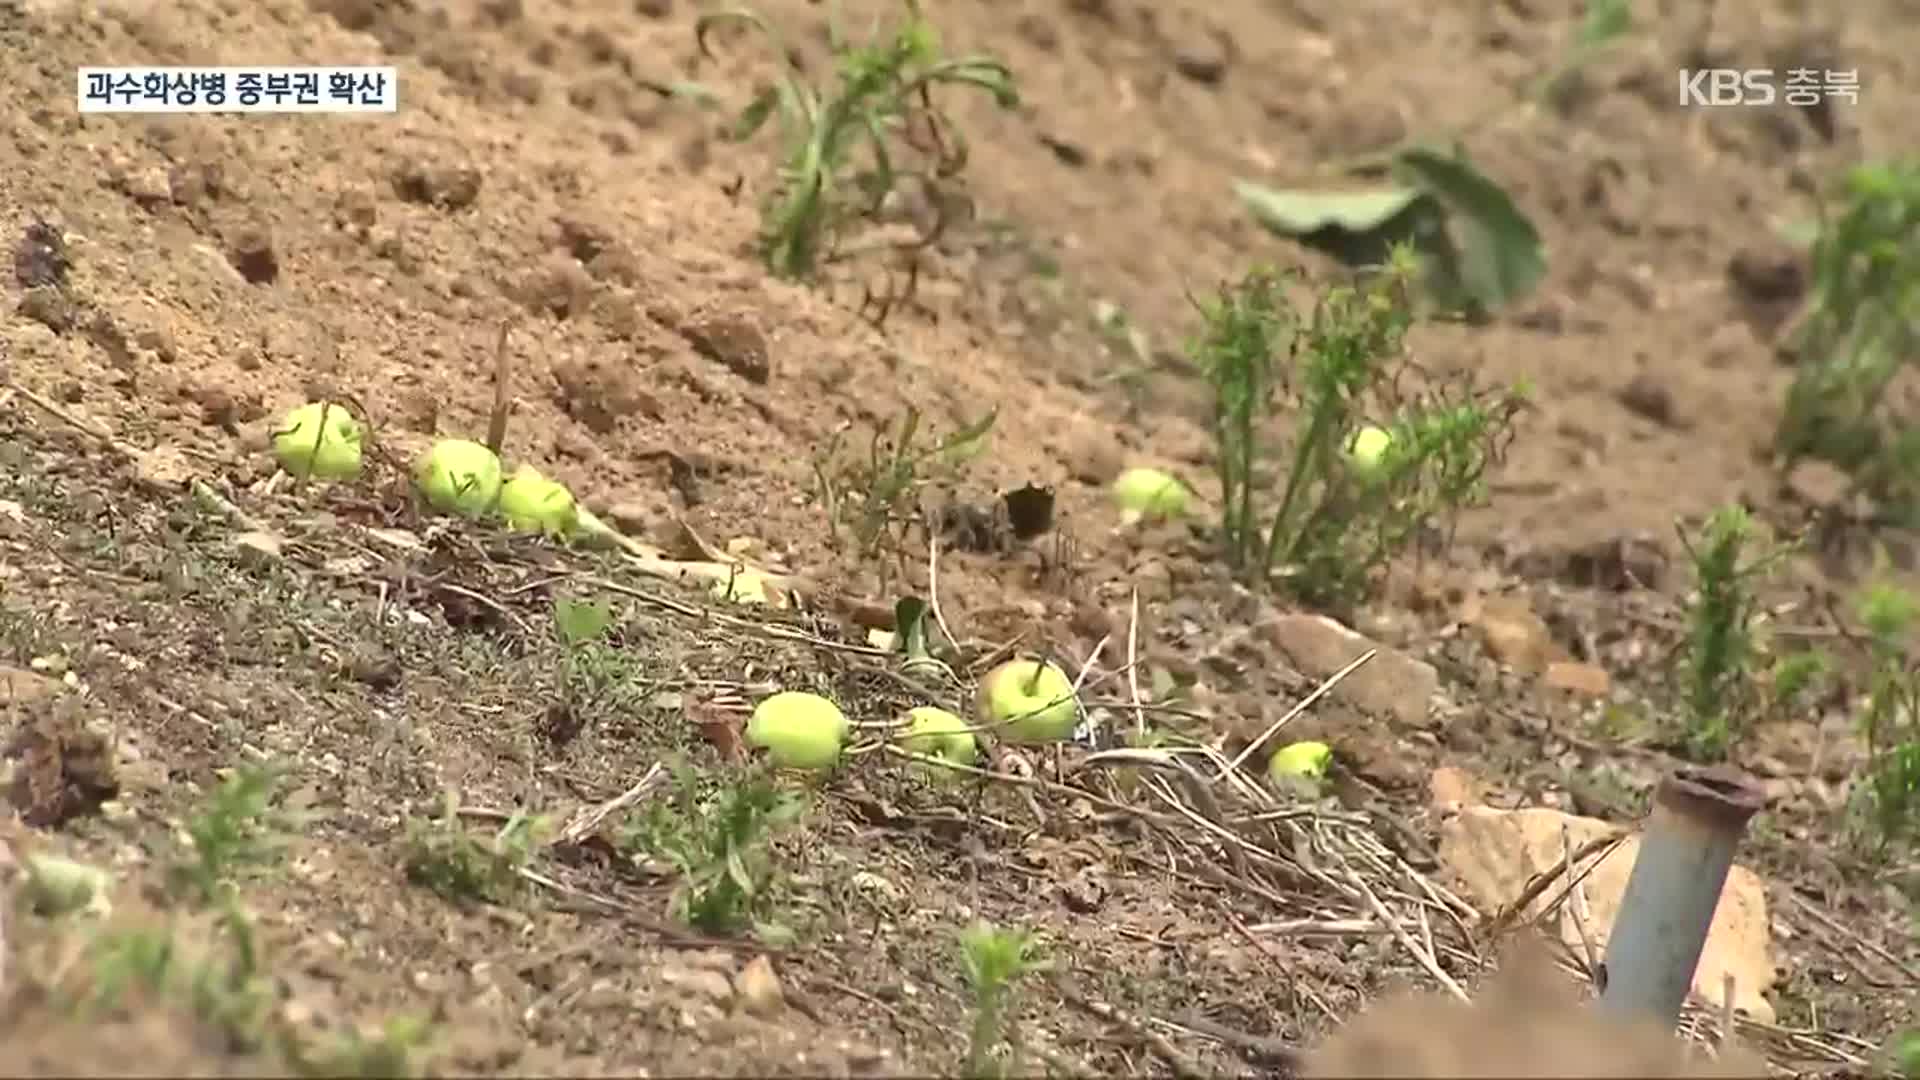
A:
[1345, 425, 1393, 479]
[747, 691, 850, 770]
[977, 659, 1079, 744]
[499, 464, 580, 536]
[897, 706, 979, 777]
[22, 851, 111, 917]
[1111, 467, 1189, 524]
[1268, 739, 1333, 797]
[416, 439, 503, 518]
[272, 401, 363, 480]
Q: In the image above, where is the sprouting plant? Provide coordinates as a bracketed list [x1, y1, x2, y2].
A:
[1776, 159, 1920, 517]
[1675, 507, 1771, 759]
[403, 792, 547, 905]
[290, 1014, 436, 1079]
[696, 0, 1018, 279]
[1853, 581, 1920, 853]
[550, 596, 635, 731]
[169, 762, 294, 906]
[73, 905, 274, 1050]
[813, 405, 995, 563]
[1192, 245, 1521, 609]
[620, 764, 804, 936]
[957, 921, 1048, 1079]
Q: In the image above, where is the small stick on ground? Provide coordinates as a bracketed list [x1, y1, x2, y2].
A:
[1222, 649, 1375, 778]
[485, 320, 514, 455]
[1125, 586, 1145, 744]
[555, 763, 666, 847]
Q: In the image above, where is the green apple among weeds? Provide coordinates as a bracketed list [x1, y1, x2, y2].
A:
[898, 706, 978, 776]
[1111, 467, 1189, 524]
[416, 438, 504, 517]
[977, 659, 1080, 744]
[1268, 739, 1333, 797]
[499, 465, 580, 536]
[22, 852, 111, 917]
[1345, 425, 1393, 479]
[747, 691, 850, 770]
[272, 401, 363, 480]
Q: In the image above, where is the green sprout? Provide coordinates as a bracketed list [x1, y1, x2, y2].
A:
[697, 0, 1017, 279]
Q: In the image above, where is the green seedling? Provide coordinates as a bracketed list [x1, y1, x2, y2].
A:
[170, 762, 294, 906]
[1674, 507, 1779, 760]
[1776, 158, 1920, 518]
[290, 1014, 436, 1079]
[1192, 248, 1520, 609]
[550, 596, 637, 732]
[403, 793, 547, 905]
[697, 0, 1017, 279]
[1894, 1029, 1920, 1080]
[957, 920, 1048, 1079]
[813, 405, 995, 563]
[73, 905, 274, 1051]
[1853, 581, 1920, 854]
[621, 765, 803, 936]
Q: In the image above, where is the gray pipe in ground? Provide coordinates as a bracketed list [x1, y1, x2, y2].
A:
[1596, 765, 1767, 1030]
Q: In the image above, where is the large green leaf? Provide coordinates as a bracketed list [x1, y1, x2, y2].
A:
[1391, 147, 1546, 314]
[1235, 181, 1438, 267]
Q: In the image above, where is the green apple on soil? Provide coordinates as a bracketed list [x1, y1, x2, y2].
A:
[1111, 467, 1189, 524]
[1268, 739, 1333, 798]
[976, 659, 1080, 744]
[272, 401, 363, 480]
[898, 706, 979, 776]
[416, 438, 504, 517]
[499, 465, 580, 536]
[747, 691, 850, 770]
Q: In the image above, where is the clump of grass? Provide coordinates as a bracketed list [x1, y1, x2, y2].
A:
[813, 405, 995, 561]
[550, 595, 638, 732]
[1852, 581, 1920, 854]
[1776, 159, 1920, 517]
[620, 765, 802, 937]
[288, 1014, 435, 1079]
[1674, 506, 1793, 760]
[1192, 246, 1522, 609]
[957, 920, 1047, 1079]
[69, 905, 274, 1051]
[169, 762, 294, 906]
[403, 793, 547, 905]
[697, 0, 1018, 279]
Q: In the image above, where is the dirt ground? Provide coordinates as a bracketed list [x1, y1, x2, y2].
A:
[1, 0, 1917, 1075]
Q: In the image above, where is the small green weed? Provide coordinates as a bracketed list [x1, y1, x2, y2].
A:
[813, 405, 995, 563]
[1893, 1028, 1920, 1079]
[289, 1014, 436, 1079]
[697, 0, 1017, 279]
[72, 905, 274, 1051]
[620, 765, 803, 937]
[169, 762, 294, 906]
[551, 595, 638, 731]
[403, 793, 547, 905]
[1675, 506, 1792, 760]
[1776, 159, 1920, 517]
[1852, 581, 1920, 854]
[957, 920, 1048, 1079]
[1192, 248, 1521, 610]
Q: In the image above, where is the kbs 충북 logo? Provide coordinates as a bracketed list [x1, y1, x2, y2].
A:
[1677, 67, 1860, 107]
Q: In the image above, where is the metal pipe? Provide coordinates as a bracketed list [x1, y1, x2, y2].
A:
[1596, 765, 1767, 1029]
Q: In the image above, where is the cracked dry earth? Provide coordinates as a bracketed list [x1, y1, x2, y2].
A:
[1, 0, 1918, 1076]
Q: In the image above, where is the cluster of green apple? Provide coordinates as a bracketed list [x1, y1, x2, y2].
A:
[269, 401, 582, 536]
[1107, 429, 1394, 526]
[745, 658, 1083, 775]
